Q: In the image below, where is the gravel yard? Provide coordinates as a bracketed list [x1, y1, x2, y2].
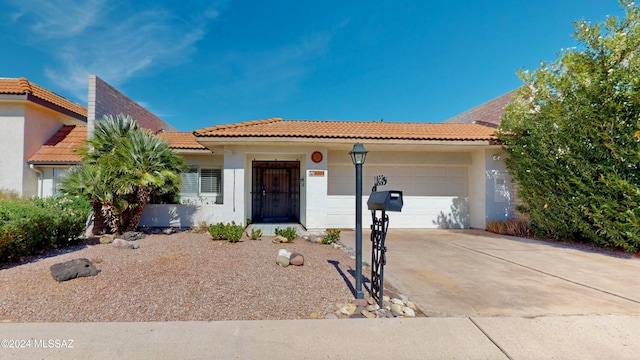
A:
[0, 232, 358, 322]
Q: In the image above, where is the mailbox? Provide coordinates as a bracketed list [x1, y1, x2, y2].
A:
[367, 190, 403, 212]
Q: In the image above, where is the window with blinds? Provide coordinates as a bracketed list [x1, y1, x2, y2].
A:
[200, 168, 221, 194]
[180, 167, 222, 195]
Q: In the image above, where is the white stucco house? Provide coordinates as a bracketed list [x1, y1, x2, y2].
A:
[1, 76, 518, 232]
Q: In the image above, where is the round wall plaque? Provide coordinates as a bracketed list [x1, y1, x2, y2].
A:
[311, 151, 323, 163]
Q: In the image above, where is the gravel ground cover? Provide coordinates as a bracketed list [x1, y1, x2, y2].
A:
[0, 232, 358, 322]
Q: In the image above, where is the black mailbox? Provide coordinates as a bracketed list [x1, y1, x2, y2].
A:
[367, 190, 403, 212]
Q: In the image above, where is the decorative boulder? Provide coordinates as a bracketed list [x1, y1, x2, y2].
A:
[112, 238, 140, 249]
[118, 231, 145, 241]
[289, 252, 304, 266]
[276, 249, 292, 267]
[272, 235, 288, 244]
[50, 258, 100, 282]
[99, 234, 115, 244]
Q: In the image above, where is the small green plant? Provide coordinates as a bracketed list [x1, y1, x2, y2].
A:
[208, 221, 244, 242]
[192, 221, 209, 233]
[323, 229, 341, 244]
[275, 226, 297, 243]
[249, 228, 262, 240]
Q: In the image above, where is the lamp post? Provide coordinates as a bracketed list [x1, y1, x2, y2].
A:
[349, 143, 368, 299]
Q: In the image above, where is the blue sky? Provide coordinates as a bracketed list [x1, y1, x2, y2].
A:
[0, 0, 626, 131]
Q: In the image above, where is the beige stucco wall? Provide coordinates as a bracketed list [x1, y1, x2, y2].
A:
[0, 100, 84, 197]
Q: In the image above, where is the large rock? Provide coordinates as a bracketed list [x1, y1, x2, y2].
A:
[276, 249, 291, 267]
[112, 238, 140, 249]
[99, 234, 115, 244]
[118, 231, 145, 241]
[289, 252, 304, 266]
[50, 258, 100, 282]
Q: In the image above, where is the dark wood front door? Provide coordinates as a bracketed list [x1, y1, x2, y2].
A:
[252, 161, 300, 223]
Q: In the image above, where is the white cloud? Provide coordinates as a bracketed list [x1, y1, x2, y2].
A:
[7, 0, 224, 100]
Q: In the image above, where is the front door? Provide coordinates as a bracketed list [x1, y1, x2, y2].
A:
[252, 161, 300, 223]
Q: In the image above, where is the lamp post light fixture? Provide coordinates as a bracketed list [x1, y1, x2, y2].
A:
[349, 143, 368, 299]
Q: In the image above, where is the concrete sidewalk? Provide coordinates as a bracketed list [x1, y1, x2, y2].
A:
[1, 316, 639, 359]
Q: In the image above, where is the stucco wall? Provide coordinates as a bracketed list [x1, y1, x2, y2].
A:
[0, 105, 26, 195]
[0, 101, 82, 197]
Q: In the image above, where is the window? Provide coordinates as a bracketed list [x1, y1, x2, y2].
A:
[180, 167, 222, 195]
[53, 168, 69, 196]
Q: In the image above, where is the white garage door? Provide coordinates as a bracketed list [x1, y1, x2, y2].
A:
[327, 165, 469, 229]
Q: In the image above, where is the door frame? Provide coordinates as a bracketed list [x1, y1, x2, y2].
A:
[251, 161, 300, 223]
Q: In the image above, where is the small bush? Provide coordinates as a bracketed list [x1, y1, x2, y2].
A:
[0, 189, 19, 201]
[208, 222, 244, 243]
[192, 221, 209, 234]
[487, 219, 531, 238]
[249, 228, 262, 240]
[0, 195, 90, 264]
[275, 226, 297, 243]
[323, 229, 341, 244]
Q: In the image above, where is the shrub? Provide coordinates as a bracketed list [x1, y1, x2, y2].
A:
[249, 228, 262, 240]
[323, 229, 341, 244]
[275, 226, 297, 243]
[0, 189, 19, 201]
[208, 222, 244, 243]
[0, 195, 90, 264]
[487, 219, 531, 238]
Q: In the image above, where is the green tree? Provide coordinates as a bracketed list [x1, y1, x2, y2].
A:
[498, 0, 640, 252]
[61, 114, 188, 234]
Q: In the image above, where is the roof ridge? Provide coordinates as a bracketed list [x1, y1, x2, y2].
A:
[195, 117, 282, 134]
[18, 77, 32, 93]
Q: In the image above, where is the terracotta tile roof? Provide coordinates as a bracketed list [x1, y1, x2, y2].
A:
[0, 77, 87, 118]
[29, 127, 205, 164]
[159, 132, 207, 150]
[195, 118, 497, 141]
[28, 125, 86, 164]
[443, 90, 517, 127]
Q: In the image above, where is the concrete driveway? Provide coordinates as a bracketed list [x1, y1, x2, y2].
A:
[340, 229, 640, 317]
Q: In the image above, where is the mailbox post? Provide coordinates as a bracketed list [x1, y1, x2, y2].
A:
[367, 176, 403, 308]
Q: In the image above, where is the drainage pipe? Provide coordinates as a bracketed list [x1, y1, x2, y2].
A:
[29, 164, 43, 198]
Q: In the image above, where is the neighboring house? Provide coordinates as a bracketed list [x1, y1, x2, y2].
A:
[0, 76, 178, 198]
[0, 77, 87, 197]
[2, 75, 518, 231]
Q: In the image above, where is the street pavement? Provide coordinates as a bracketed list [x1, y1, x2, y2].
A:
[1, 229, 639, 359]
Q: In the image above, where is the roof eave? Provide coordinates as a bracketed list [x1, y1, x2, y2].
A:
[195, 136, 497, 146]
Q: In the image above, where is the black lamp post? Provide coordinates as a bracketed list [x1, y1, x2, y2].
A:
[349, 143, 368, 299]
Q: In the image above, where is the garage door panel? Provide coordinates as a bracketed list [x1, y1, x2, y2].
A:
[328, 164, 470, 228]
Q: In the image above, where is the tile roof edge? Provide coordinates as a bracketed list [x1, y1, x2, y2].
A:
[195, 117, 283, 134]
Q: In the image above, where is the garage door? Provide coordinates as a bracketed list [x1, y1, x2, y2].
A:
[327, 165, 469, 229]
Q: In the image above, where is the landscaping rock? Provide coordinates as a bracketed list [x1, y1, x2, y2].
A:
[272, 235, 288, 244]
[390, 303, 403, 315]
[112, 238, 140, 249]
[353, 298, 368, 307]
[289, 252, 304, 266]
[339, 303, 357, 316]
[99, 234, 115, 244]
[276, 249, 291, 267]
[50, 258, 100, 282]
[402, 307, 416, 317]
[118, 231, 145, 241]
[361, 309, 376, 319]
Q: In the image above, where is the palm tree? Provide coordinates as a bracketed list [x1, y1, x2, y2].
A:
[61, 114, 187, 234]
